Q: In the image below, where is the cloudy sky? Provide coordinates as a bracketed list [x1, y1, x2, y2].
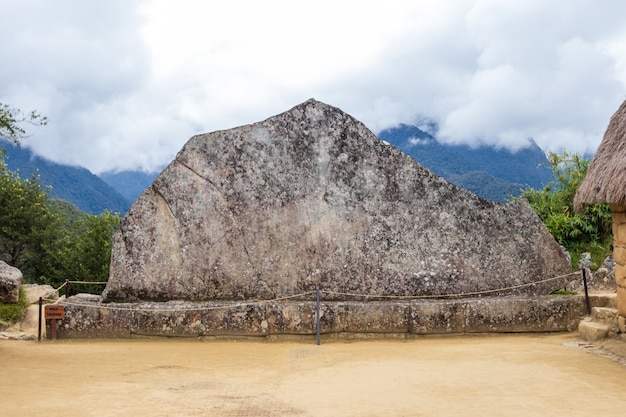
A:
[1, 0, 626, 174]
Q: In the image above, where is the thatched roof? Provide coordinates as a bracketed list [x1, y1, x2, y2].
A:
[574, 99, 626, 212]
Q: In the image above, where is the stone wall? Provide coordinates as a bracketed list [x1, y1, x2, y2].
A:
[49, 294, 608, 339]
[611, 205, 626, 333]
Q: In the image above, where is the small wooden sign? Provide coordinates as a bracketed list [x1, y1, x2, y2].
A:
[45, 305, 65, 320]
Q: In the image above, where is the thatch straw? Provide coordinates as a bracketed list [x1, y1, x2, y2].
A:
[574, 99, 626, 212]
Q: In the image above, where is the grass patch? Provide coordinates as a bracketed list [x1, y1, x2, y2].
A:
[0, 286, 30, 325]
[550, 289, 579, 295]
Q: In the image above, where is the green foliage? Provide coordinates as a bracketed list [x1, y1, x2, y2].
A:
[377, 124, 554, 202]
[49, 210, 120, 294]
[0, 286, 29, 325]
[0, 157, 120, 293]
[0, 103, 47, 146]
[0, 103, 119, 295]
[0, 160, 63, 281]
[3, 144, 130, 215]
[448, 171, 524, 202]
[550, 289, 578, 295]
[520, 152, 612, 268]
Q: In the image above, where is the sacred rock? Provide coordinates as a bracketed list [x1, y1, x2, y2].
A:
[102, 99, 571, 302]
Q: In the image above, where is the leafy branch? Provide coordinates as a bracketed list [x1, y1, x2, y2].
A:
[520, 151, 612, 268]
[0, 103, 48, 146]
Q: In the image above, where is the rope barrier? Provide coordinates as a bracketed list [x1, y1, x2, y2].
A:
[37, 280, 106, 302]
[323, 270, 582, 300]
[63, 290, 319, 312]
[57, 270, 582, 313]
[40, 281, 67, 302]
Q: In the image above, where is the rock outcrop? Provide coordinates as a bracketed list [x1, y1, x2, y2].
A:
[0, 261, 22, 304]
[103, 99, 572, 303]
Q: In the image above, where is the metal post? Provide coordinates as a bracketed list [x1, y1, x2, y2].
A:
[38, 297, 42, 342]
[65, 279, 69, 299]
[50, 319, 57, 340]
[582, 268, 591, 315]
[316, 287, 321, 346]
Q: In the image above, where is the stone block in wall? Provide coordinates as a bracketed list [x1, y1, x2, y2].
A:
[265, 302, 317, 335]
[612, 210, 626, 224]
[615, 263, 626, 288]
[130, 302, 265, 337]
[130, 303, 197, 337]
[618, 315, 626, 333]
[611, 204, 626, 213]
[196, 304, 235, 335]
[60, 300, 271, 338]
[614, 246, 626, 267]
[317, 303, 346, 334]
[221, 303, 267, 335]
[343, 302, 409, 334]
[617, 287, 626, 317]
[612, 210, 626, 237]
[587, 293, 617, 309]
[266, 302, 346, 335]
[464, 298, 519, 332]
[615, 223, 626, 245]
[464, 297, 579, 333]
[57, 298, 133, 339]
[410, 300, 466, 334]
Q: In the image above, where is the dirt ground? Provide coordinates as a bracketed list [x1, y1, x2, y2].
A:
[1, 333, 625, 417]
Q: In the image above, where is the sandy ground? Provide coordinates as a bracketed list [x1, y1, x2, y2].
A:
[1, 333, 625, 417]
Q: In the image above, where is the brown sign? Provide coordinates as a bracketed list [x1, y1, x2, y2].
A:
[45, 305, 65, 320]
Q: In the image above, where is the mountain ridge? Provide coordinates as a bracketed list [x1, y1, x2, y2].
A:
[377, 123, 553, 201]
[2, 123, 555, 212]
[2, 143, 131, 215]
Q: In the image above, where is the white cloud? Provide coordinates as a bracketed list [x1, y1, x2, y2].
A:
[435, 0, 626, 154]
[0, 0, 625, 173]
[408, 136, 432, 146]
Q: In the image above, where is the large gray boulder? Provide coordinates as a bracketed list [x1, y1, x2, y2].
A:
[0, 261, 22, 304]
[103, 99, 572, 302]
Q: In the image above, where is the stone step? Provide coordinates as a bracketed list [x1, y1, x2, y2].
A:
[578, 319, 610, 342]
[588, 293, 617, 309]
[592, 306, 619, 323]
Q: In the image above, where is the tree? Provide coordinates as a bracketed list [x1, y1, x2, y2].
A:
[520, 152, 612, 268]
[0, 161, 63, 281]
[0, 162, 121, 289]
[0, 102, 120, 293]
[0, 103, 48, 146]
[52, 210, 120, 294]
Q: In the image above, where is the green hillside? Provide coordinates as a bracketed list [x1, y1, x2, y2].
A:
[2, 144, 130, 215]
[377, 124, 553, 202]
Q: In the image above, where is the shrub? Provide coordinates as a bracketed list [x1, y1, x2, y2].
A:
[520, 152, 612, 269]
[0, 286, 29, 325]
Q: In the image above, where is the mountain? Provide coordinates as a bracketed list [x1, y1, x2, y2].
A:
[100, 170, 159, 204]
[2, 143, 130, 215]
[377, 124, 553, 202]
[2, 123, 554, 212]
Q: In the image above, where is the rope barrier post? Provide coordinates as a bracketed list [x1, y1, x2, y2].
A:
[316, 287, 321, 346]
[582, 268, 591, 315]
[38, 296, 42, 342]
[49, 316, 57, 340]
[65, 279, 69, 299]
